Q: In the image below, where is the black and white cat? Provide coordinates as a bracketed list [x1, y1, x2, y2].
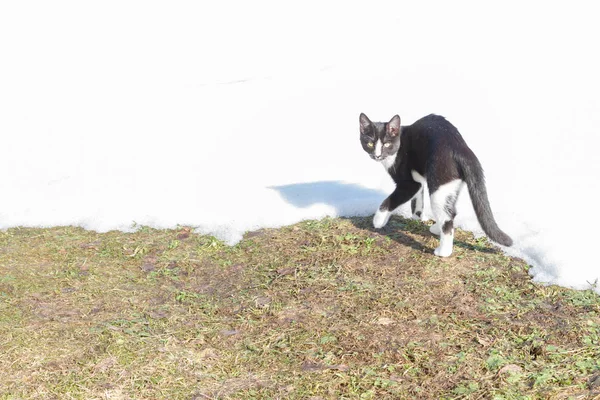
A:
[359, 113, 512, 257]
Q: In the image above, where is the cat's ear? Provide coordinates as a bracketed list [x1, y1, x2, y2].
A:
[359, 113, 372, 134]
[387, 115, 401, 137]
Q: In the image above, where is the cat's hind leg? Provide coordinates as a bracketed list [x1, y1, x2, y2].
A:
[429, 180, 463, 257]
[410, 187, 425, 220]
[427, 187, 442, 235]
[429, 222, 441, 236]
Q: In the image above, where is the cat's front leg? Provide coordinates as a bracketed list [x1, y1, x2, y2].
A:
[373, 181, 421, 229]
[373, 208, 392, 229]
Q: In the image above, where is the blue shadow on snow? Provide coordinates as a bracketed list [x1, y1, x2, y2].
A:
[269, 180, 385, 213]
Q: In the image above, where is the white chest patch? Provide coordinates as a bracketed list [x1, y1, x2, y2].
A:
[381, 153, 397, 171]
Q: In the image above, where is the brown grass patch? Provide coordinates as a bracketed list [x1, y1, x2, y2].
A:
[0, 217, 599, 399]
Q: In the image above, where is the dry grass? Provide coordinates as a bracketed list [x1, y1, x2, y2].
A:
[0, 216, 599, 399]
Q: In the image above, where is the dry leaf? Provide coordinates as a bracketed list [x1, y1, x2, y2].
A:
[498, 364, 523, 375]
[376, 317, 395, 326]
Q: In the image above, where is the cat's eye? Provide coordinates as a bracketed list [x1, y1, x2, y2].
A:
[367, 142, 374, 148]
[384, 142, 391, 148]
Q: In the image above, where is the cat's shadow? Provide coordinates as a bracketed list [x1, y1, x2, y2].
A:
[271, 180, 496, 255]
[345, 215, 435, 253]
[270, 180, 430, 252]
[269, 181, 384, 211]
[348, 215, 497, 255]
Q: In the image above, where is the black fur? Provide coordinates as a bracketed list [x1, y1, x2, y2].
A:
[442, 220, 454, 234]
[410, 198, 417, 214]
[359, 113, 512, 247]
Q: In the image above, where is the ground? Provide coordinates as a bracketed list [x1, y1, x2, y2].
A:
[0, 216, 599, 399]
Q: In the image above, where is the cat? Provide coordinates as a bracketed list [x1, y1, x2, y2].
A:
[359, 113, 512, 257]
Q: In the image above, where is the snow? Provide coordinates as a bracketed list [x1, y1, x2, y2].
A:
[1, 1, 599, 293]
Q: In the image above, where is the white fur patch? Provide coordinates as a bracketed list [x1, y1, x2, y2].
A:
[405, 171, 426, 219]
[434, 242, 453, 257]
[380, 153, 397, 171]
[411, 187, 424, 219]
[373, 208, 391, 229]
[410, 170, 426, 185]
[374, 139, 382, 158]
[430, 179, 463, 218]
[430, 179, 464, 257]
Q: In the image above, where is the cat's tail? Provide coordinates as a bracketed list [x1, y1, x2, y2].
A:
[457, 153, 513, 247]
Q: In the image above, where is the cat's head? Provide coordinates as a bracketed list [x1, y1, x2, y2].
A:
[359, 113, 401, 162]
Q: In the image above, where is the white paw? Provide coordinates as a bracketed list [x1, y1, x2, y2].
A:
[434, 246, 453, 257]
[373, 209, 391, 229]
[410, 213, 424, 221]
[429, 223, 441, 235]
